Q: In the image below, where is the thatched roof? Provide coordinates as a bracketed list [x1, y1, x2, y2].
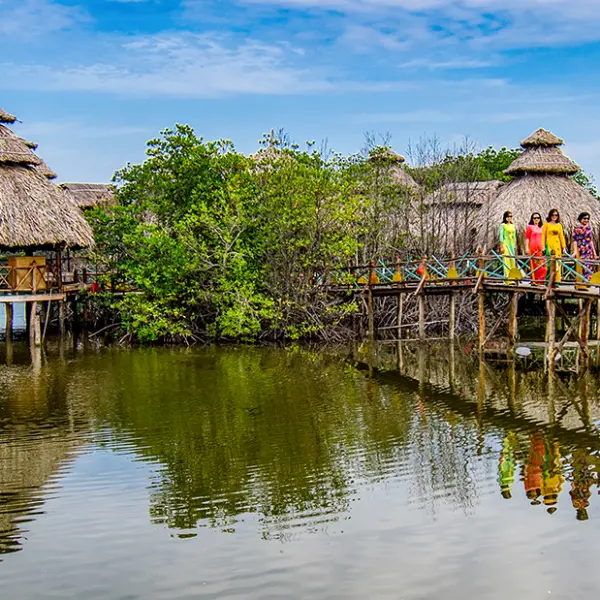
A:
[0, 112, 94, 249]
[0, 125, 42, 166]
[59, 182, 116, 209]
[0, 107, 16, 124]
[36, 159, 57, 180]
[0, 165, 95, 249]
[368, 147, 420, 189]
[474, 128, 600, 249]
[521, 128, 563, 147]
[424, 180, 504, 206]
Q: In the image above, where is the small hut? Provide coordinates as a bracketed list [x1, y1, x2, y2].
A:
[367, 147, 420, 190]
[59, 183, 116, 210]
[0, 107, 94, 254]
[420, 180, 504, 252]
[474, 128, 600, 250]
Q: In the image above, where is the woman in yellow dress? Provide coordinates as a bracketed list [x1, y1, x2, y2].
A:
[541, 208, 566, 282]
[498, 210, 517, 278]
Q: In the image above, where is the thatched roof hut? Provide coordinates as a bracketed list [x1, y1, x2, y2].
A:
[474, 128, 600, 250]
[368, 147, 420, 189]
[0, 113, 94, 250]
[59, 183, 116, 209]
[424, 180, 504, 207]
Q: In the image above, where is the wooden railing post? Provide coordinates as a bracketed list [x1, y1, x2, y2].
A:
[396, 256, 403, 341]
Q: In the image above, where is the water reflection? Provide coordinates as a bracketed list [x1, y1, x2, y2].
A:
[2, 341, 600, 562]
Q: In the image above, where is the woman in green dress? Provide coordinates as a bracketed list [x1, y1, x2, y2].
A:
[499, 210, 517, 278]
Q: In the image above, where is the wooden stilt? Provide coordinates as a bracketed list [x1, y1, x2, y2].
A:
[367, 261, 375, 341]
[5, 302, 13, 341]
[29, 302, 41, 346]
[397, 293, 404, 341]
[476, 249, 486, 353]
[449, 292, 456, 341]
[58, 300, 66, 337]
[508, 292, 518, 349]
[367, 287, 374, 341]
[418, 294, 425, 341]
[580, 299, 592, 369]
[547, 298, 557, 368]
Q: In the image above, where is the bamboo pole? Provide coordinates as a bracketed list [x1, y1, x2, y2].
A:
[419, 295, 425, 341]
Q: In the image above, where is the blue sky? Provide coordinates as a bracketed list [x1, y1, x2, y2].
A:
[2, 0, 600, 183]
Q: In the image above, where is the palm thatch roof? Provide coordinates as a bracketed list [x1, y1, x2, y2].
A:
[36, 159, 57, 180]
[59, 182, 116, 209]
[0, 107, 16, 124]
[368, 146, 420, 189]
[0, 111, 94, 249]
[474, 128, 600, 249]
[424, 180, 504, 205]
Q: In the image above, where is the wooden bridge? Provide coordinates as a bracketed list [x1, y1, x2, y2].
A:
[321, 251, 600, 370]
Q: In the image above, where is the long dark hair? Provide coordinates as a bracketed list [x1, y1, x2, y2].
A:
[502, 210, 512, 224]
[546, 208, 560, 223]
[529, 212, 542, 226]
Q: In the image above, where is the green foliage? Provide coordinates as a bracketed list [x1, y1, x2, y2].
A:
[572, 170, 600, 199]
[89, 126, 370, 342]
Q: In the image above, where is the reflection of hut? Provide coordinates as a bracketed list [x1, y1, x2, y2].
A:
[0, 108, 94, 251]
[474, 128, 600, 250]
[421, 181, 504, 252]
[59, 183, 116, 210]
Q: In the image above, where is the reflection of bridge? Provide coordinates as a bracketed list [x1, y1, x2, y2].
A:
[324, 252, 600, 369]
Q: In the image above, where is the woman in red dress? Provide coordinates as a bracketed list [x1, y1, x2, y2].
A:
[525, 212, 546, 284]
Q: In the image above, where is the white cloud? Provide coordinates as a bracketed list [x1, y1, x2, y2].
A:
[235, 0, 600, 48]
[0, 0, 87, 37]
[1, 33, 334, 97]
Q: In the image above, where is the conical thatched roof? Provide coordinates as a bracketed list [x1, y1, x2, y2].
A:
[474, 128, 600, 249]
[35, 160, 57, 180]
[59, 182, 116, 209]
[368, 146, 420, 189]
[0, 111, 94, 249]
[424, 180, 504, 206]
[0, 107, 16, 124]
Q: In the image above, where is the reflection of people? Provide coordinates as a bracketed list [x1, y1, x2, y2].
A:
[569, 448, 595, 521]
[542, 440, 564, 514]
[542, 209, 566, 282]
[498, 433, 517, 499]
[499, 211, 517, 278]
[525, 213, 547, 284]
[524, 433, 545, 505]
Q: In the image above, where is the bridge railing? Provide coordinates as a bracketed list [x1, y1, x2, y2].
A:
[318, 252, 600, 292]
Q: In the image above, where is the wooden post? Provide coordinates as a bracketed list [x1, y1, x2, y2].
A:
[367, 261, 375, 341]
[419, 295, 426, 341]
[547, 253, 557, 367]
[396, 256, 403, 341]
[58, 300, 66, 337]
[397, 294, 404, 341]
[5, 303, 13, 341]
[29, 301, 42, 346]
[508, 292, 518, 350]
[477, 249, 486, 352]
[580, 299, 592, 369]
[449, 292, 456, 341]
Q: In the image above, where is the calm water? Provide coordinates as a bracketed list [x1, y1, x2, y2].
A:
[1, 341, 600, 599]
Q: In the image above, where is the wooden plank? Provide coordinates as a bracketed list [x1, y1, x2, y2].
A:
[0, 293, 65, 303]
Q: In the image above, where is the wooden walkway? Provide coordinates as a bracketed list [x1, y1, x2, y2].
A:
[321, 251, 600, 370]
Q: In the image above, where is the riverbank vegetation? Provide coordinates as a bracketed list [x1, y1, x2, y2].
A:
[87, 126, 598, 343]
